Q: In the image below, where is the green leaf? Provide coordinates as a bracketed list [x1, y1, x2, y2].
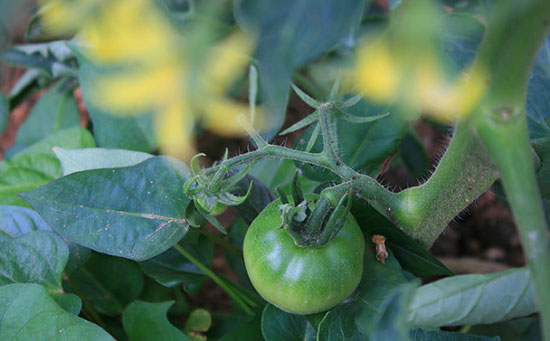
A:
[53, 147, 153, 175]
[213, 312, 263, 341]
[140, 234, 213, 293]
[526, 36, 549, 140]
[261, 304, 316, 341]
[0, 205, 91, 275]
[469, 317, 542, 341]
[0, 283, 114, 340]
[0, 126, 95, 206]
[296, 100, 408, 181]
[291, 84, 321, 109]
[369, 283, 416, 341]
[78, 57, 157, 152]
[9, 81, 80, 155]
[64, 252, 144, 316]
[1, 40, 75, 77]
[122, 301, 190, 341]
[0, 205, 51, 235]
[399, 129, 430, 179]
[233, 174, 276, 225]
[317, 304, 362, 340]
[20, 156, 191, 261]
[410, 328, 500, 340]
[407, 267, 537, 327]
[0, 92, 8, 134]
[234, 0, 368, 139]
[50, 292, 83, 315]
[0, 231, 68, 291]
[352, 199, 453, 277]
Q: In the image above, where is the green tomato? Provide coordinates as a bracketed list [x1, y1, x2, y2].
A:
[243, 197, 365, 315]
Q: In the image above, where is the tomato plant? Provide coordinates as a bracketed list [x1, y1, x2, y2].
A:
[0, 0, 550, 340]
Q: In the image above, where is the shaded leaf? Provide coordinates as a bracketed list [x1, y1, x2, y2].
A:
[407, 267, 537, 327]
[0, 93, 7, 134]
[526, 35, 550, 140]
[215, 312, 263, 341]
[53, 147, 153, 175]
[410, 328, 500, 340]
[0, 283, 113, 340]
[0, 126, 95, 206]
[0, 205, 90, 275]
[469, 317, 542, 341]
[8, 81, 80, 155]
[261, 304, 316, 341]
[122, 301, 190, 341]
[64, 252, 144, 316]
[21, 156, 191, 261]
[140, 234, 213, 293]
[0, 230, 68, 291]
[234, 174, 276, 225]
[78, 57, 157, 152]
[352, 199, 452, 277]
[235, 0, 368, 139]
[50, 292, 82, 315]
[296, 100, 408, 181]
[1, 40, 75, 77]
[400, 129, 430, 179]
[369, 283, 416, 341]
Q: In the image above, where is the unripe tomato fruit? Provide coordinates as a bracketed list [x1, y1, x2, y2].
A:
[243, 196, 365, 315]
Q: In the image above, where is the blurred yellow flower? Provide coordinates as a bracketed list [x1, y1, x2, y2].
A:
[40, 0, 261, 159]
[354, 39, 487, 122]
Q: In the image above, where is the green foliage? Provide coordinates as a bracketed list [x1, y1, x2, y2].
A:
[0, 283, 113, 340]
[407, 267, 537, 327]
[21, 157, 191, 261]
[1, 1, 550, 340]
[0, 127, 95, 206]
[122, 301, 190, 341]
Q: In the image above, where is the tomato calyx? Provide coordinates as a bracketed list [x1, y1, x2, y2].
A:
[278, 172, 352, 248]
[184, 152, 252, 217]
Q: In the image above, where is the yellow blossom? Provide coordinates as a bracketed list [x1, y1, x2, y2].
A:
[40, 0, 262, 160]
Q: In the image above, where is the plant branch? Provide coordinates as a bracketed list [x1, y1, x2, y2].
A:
[173, 243, 253, 315]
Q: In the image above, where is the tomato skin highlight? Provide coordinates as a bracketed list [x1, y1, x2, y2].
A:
[243, 197, 365, 315]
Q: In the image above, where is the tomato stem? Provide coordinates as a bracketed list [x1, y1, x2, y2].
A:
[173, 243, 253, 315]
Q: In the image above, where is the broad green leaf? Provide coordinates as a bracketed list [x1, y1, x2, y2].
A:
[0, 283, 113, 340]
[0, 205, 51, 235]
[261, 304, 316, 341]
[64, 252, 144, 316]
[50, 292, 82, 315]
[21, 156, 191, 261]
[8, 81, 80, 155]
[0, 205, 91, 275]
[407, 267, 537, 327]
[0, 230, 68, 291]
[0, 92, 7, 133]
[0, 126, 95, 206]
[296, 100, 408, 181]
[249, 158, 295, 190]
[410, 328, 500, 340]
[234, 0, 368, 139]
[140, 234, 213, 293]
[352, 199, 452, 277]
[78, 57, 157, 152]
[122, 301, 190, 341]
[53, 147, 153, 175]
[316, 304, 362, 340]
